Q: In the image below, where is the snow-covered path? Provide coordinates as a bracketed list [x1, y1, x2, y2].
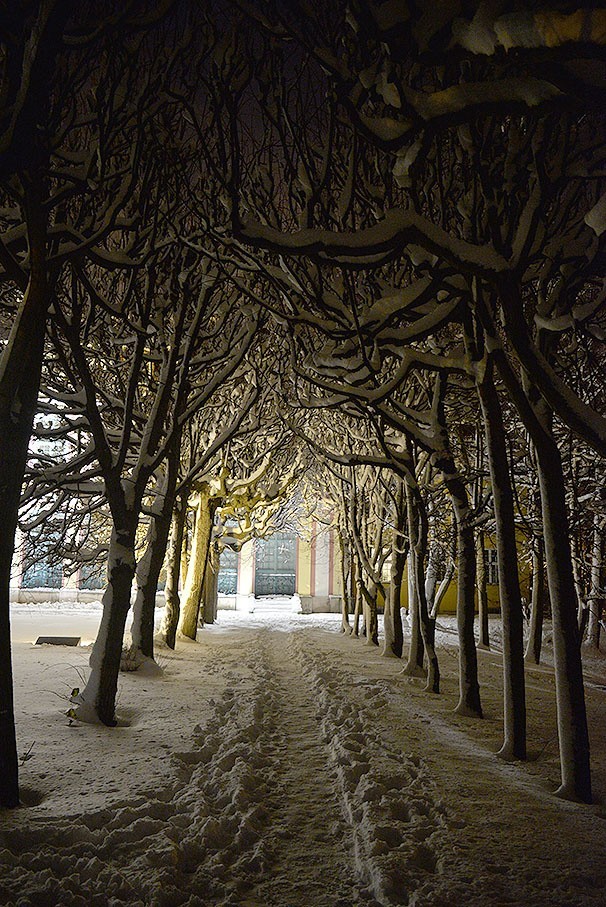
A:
[2, 607, 606, 906]
[238, 629, 356, 906]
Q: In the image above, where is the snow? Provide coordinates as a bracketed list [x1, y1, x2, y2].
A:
[240, 209, 509, 276]
[409, 79, 562, 121]
[585, 191, 606, 237]
[3, 603, 606, 906]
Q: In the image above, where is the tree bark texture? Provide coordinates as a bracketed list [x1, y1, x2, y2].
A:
[382, 488, 406, 658]
[402, 551, 425, 677]
[351, 555, 362, 637]
[363, 579, 379, 646]
[161, 495, 187, 649]
[406, 485, 439, 692]
[535, 435, 592, 802]
[75, 519, 137, 726]
[131, 495, 174, 660]
[445, 474, 483, 718]
[525, 539, 545, 665]
[131, 442, 181, 659]
[338, 529, 351, 633]
[491, 327, 592, 799]
[178, 487, 214, 640]
[585, 521, 603, 650]
[475, 530, 490, 650]
[0, 177, 49, 806]
[479, 371, 526, 759]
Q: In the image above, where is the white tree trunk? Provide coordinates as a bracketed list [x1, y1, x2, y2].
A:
[402, 553, 425, 677]
[75, 528, 136, 725]
[536, 441, 591, 801]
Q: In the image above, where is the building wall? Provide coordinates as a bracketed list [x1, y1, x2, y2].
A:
[331, 532, 343, 597]
[297, 537, 312, 596]
[394, 569, 501, 614]
[11, 522, 529, 617]
[314, 529, 330, 598]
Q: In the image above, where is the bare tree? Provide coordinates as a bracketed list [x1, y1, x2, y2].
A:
[0, 0, 183, 806]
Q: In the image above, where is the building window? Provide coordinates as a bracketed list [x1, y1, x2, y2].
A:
[22, 526, 63, 589]
[22, 560, 63, 589]
[218, 547, 238, 595]
[80, 563, 105, 590]
[254, 532, 296, 596]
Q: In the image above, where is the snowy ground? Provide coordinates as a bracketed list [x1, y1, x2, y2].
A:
[2, 602, 606, 906]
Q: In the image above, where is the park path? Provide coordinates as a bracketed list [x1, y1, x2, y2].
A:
[4, 613, 605, 906]
[237, 629, 358, 906]
[3, 618, 446, 907]
[232, 627, 449, 907]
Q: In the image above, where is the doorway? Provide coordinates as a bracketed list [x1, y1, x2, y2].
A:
[254, 532, 296, 596]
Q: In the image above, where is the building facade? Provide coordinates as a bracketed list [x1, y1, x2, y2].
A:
[217, 526, 343, 613]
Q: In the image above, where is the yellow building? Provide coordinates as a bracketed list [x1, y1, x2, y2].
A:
[218, 528, 531, 616]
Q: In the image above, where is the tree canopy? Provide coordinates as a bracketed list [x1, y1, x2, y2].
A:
[1, 0, 605, 807]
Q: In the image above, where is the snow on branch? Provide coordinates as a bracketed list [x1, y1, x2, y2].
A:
[585, 191, 606, 237]
[237, 208, 509, 276]
[401, 78, 563, 123]
[453, 9, 606, 56]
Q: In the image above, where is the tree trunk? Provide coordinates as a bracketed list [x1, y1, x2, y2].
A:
[130, 495, 174, 661]
[570, 531, 585, 629]
[161, 494, 187, 649]
[382, 491, 406, 658]
[525, 538, 545, 664]
[402, 551, 425, 677]
[180, 514, 190, 587]
[535, 432, 591, 801]
[475, 530, 490, 650]
[178, 486, 214, 640]
[339, 529, 351, 633]
[0, 535, 20, 808]
[364, 579, 379, 646]
[490, 328, 592, 799]
[131, 443, 181, 660]
[585, 521, 603, 650]
[406, 485, 440, 692]
[445, 475, 483, 718]
[425, 536, 439, 614]
[76, 522, 137, 726]
[351, 555, 362, 637]
[478, 370, 526, 759]
[352, 598, 362, 636]
[0, 176, 49, 806]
